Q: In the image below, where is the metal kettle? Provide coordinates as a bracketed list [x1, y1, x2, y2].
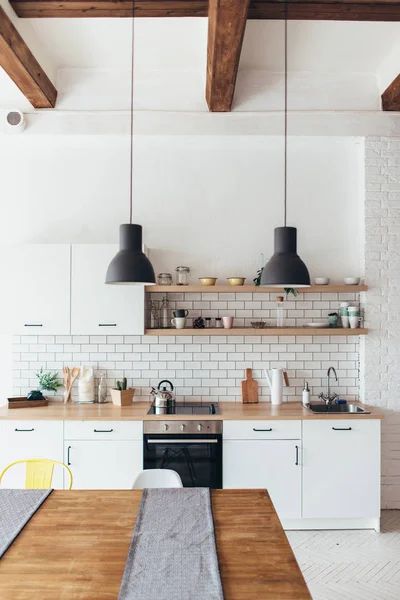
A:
[151, 380, 175, 408]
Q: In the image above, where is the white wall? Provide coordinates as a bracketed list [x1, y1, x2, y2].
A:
[0, 135, 364, 281]
[363, 137, 400, 509]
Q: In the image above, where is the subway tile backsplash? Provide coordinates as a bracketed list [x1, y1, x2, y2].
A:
[12, 292, 361, 403]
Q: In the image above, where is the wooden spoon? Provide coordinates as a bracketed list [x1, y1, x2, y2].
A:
[63, 367, 71, 403]
[65, 367, 79, 403]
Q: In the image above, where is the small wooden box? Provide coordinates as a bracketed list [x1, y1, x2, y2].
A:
[8, 397, 49, 409]
[110, 388, 135, 407]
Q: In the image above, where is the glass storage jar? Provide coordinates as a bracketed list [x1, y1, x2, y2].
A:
[157, 273, 172, 286]
[175, 266, 190, 286]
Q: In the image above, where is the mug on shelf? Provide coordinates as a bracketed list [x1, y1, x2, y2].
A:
[171, 317, 186, 329]
[341, 315, 350, 328]
[349, 316, 362, 329]
[222, 316, 234, 329]
[173, 309, 189, 318]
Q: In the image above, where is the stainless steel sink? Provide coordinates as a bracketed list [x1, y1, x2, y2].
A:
[307, 403, 371, 414]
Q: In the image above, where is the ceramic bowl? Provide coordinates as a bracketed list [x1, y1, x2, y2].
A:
[314, 277, 330, 285]
[227, 277, 246, 286]
[199, 277, 217, 286]
[344, 277, 361, 285]
[251, 321, 267, 329]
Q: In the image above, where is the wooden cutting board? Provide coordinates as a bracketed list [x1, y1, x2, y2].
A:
[241, 368, 259, 404]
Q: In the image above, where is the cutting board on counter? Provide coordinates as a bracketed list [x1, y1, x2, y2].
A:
[241, 369, 258, 404]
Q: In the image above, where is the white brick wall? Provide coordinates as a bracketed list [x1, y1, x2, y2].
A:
[363, 136, 400, 509]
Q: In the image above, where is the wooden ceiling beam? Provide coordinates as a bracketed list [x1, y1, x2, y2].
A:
[9, 0, 400, 21]
[0, 6, 57, 108]
[206, 0, 250, 112]
[382, 74, 400, 111]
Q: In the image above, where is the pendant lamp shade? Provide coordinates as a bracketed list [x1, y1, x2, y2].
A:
[105, 224, 156, 285]
[260, 1, 310, 289]
[106, 6, 156, 285]
[260, 227, 310, 288]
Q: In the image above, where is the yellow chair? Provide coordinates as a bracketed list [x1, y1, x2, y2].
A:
[0, 459, 73, 490]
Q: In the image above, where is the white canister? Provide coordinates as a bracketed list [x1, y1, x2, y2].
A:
[78, 365, 95, 403]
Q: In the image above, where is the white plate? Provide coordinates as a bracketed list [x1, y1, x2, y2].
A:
[306, 322, 329, 328]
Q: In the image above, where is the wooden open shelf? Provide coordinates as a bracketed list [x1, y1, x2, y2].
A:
[146, 285, 367, 294]
[145, 328, 368, 336]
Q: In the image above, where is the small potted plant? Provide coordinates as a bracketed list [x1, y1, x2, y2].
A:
[110, 377, 135, 406]
[29, 367, 63, 400]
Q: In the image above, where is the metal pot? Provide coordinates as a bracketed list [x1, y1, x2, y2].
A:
[151, 380, 175, 408]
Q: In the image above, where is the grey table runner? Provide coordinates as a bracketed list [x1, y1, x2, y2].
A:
[119, 488, 224, 600]
[0, 489, 52, 558]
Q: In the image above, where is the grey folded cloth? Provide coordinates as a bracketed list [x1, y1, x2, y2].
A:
[0, 489, 52, 558]
[119, 488, 224, 600]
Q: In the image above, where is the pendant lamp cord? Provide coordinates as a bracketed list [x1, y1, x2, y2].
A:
[284, 0, 288, 227]
[129, 0, 135, 225]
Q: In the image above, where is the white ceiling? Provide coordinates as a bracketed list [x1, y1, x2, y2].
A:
[1, 17, 399, 111]
[19, 18, 400, 72]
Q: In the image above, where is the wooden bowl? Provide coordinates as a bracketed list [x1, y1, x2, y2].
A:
[199, 278, 217, 286]
[227, 277, 246, 286]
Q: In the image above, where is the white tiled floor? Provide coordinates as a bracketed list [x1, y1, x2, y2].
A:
[288, 511, 400, 600]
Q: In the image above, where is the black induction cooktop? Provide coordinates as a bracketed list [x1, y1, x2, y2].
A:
[147, 402, 220, 416]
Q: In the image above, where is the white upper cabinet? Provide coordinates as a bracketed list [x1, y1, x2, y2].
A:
[0, 244, 71, 335]
[71, 244, 145, 335]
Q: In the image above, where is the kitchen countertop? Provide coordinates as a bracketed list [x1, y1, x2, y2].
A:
[0, 401, 384, 421]
[0, 490, 311, 600]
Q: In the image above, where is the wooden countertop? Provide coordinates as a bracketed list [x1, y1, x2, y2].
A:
[0, 490, 310, 600]
[0, 400, 384, 421]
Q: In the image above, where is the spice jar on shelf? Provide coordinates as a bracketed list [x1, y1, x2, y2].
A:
[215, 317, 223, 328]
[276, 296, 285, 328]
[157, 273, 172, 286]
[205, 317, 213, 328]
[175, 266, 190, 286]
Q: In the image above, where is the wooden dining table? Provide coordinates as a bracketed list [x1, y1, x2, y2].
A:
[0, 489, 310, 600]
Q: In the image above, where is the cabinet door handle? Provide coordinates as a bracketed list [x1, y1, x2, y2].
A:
[67, 445, 72, 466]
[93, 429, 114, 433]
[98, 324, 117, 327]
[332, 427, 352, 431]
[295, 445, 299, 466]
[24, 324, 43, 327]
[14, 428, 34, 432]
[253, 428, 272, 432]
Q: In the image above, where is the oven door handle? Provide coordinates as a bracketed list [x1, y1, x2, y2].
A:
[147, 439, 218, 444]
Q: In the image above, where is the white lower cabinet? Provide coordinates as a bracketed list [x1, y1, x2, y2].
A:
[64, 420, 143, 489]
[302, 420, 380, 520]
[223, 420, 302, 520]
[0, 421, 64, 488]
[63, 440, 142, 490]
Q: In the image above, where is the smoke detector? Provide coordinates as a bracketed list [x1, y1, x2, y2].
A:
[5, 110, 26, 133]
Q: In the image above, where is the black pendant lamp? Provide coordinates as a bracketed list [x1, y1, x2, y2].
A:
[106, 4, 155, 286]
[260, 1, 310, 288]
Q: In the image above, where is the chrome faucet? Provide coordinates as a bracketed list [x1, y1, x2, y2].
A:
[318, 366, 338, 405]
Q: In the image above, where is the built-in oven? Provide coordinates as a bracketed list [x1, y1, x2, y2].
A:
[143, 420, 223, 488]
